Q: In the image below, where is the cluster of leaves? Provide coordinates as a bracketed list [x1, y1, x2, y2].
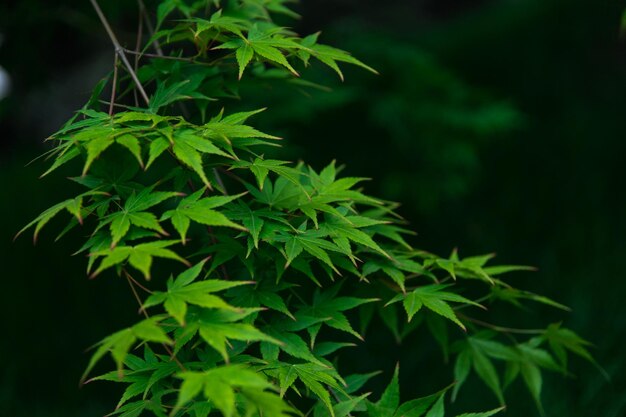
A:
[19, 0, 598, 416]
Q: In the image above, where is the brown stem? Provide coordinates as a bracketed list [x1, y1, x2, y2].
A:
[213, 168, 228, 194]
[123, 48, 196, 62]
[138, 0, 164, 55]
[123, 270, 187, 372]
[218, 167, 248, 186]
[90, 0, 150, 106]
[125, 270, 150, 320]
[108, 53, 119, 116]
[185, 180, 231, 280]
[452, 294, 491, 311]
[131, 0, 232, 282]
[127, 272, 153, 294]
[458, 313, 545, 335]
[99, 100, 135, 111]
[133, 5, 143, 107]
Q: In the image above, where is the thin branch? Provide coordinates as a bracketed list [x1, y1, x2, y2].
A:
[90, 0, 150, 106]
[127, 272, 153, 294]
[133, 6, 143, 107]
[218, 167, 248, 186]
[138, 0, 164, 55]
[329, 388, 353, 417]
[213, 168, 228, 194]
[108, 53, 119, 116]
[123, 48, 218, 73]
[132, 0, 231, 281]
[124, 270, 187, 372]
[453, 294, 492, 311]
[123, 47, 196, 62]
[99, 99, 136, 111]
[458, 313, 545, 335]
[125, 270, 150, 320]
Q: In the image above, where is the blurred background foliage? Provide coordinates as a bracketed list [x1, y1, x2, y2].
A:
[1, 0, 625, 416]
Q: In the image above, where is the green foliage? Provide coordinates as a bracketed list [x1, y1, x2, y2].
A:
[364, 366, 504, 417]
[18, 1, 599, 416]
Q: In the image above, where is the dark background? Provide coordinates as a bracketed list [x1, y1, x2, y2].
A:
[1, 0, 625, 416]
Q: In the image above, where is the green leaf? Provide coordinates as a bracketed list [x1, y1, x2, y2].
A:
[147, 137, 170, 170]
[82, 318, 171, 382]
[171, 129, 230, 188]
[252, 43, 299, 76]
[455, 407, 506, 417]
[293, 368, 335, 417]
[393, 393, 440, 417]
[143, 261, 251, 324]
[149, 79, 212, 113]
[236, 158, 305, 192]
[377, 365, 400, 413]
[344, 371, 381, 394]
[104, 189, 178, 247]
[225, 202, 270, 249]
[311, 43, 378, 79]
[333, 394, 369, 417]
[262, 361, 345, 415]
[270, 330, 326, 366]
[387, 285, 481, 330]
[106, 400, 147, 417]
[236, 43, 254, 79]
[452, 350, 471, 401]
[17, 200, 74, 242]
[41, 145, 81, 177]
[116, 134, 144, 169]
[482, 265, 536, 276]
[323, 220, 391, 259]
[470, 347, 505, 405]
[424, 395, 445, 417]
[520, 362, 543, 414]
[491, 286, 570, 311]
[258, 291, 294, 319]
[172, 139, 209, 187]
[284, 237, 304, 267]
[92, 240, 188, 280]
[194, 12, 246, 38]
[83, 135, 114, 176]
[17, 191, 105, 242]
[214, 27, 303, 76]
[192, 309, 281, 362]
[175, 365, 293, 417]
[297, 287, 377, 339]
[543, 323, 597, 369]
[162, 191, 246, 242]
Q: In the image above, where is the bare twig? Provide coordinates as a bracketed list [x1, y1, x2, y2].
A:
[213, 168, 228, 194]
[138, 0, 164, 55]
[127, 272, 153, 294]
[123, 270, 187, 372]
[133, 6, 143, 107]
[90, 0, 150, 106]
[458, 313, 545, 335]
[123, 47, 196, 62]
[452, 294, 491, 311]
[99, 100, 135, 110]
[329, 388, 353, 417]
[108, 53, 119, 116]
[125, 271, 151, 320]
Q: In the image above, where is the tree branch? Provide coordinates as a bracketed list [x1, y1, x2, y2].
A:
[123, 47, 197, 63]
[133, 5, 143, 107]
[138, 0, 164, 55]
[108, 53, 119, 116]
[124, 270, 187, 372]
[458, 314, 545, 335]
[90, 0, 150, 106]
